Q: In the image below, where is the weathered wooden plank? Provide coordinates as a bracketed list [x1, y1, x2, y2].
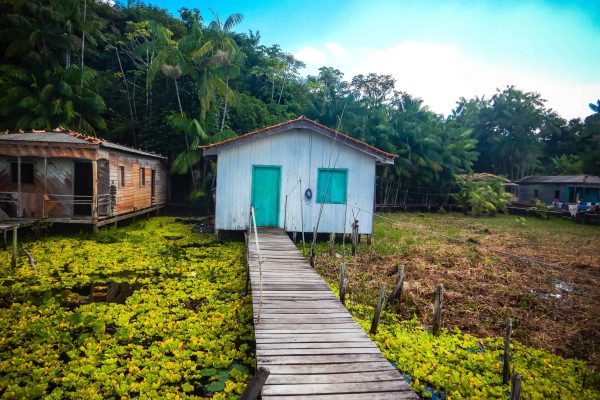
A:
[265, 370, 402, 384]
[259, 361, 395, 374]
[262, 381, 411, 396]
[257, 354, 388, 365]
[262, 392, 417, 400]
[258, 347, 382, 356]
[257, 342, 378, 349]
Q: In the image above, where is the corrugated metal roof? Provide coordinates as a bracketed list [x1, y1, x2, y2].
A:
[201, 116, 397, 164]
[517, 175, 600, 184]
[0, 132, 94, 145]
[0, 130, 166, 159]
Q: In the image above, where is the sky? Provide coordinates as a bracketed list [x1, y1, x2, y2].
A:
[148, 0, 599, 119]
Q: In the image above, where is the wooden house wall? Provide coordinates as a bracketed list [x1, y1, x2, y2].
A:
[108, 150, 168, 215]
[214, 128, 376, 234]
[0, 156, 73, 217]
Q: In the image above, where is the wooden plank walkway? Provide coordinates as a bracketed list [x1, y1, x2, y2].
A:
[248, 227, 417, 399]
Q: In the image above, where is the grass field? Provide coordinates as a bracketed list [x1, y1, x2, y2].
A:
[310, 212, 600, 368]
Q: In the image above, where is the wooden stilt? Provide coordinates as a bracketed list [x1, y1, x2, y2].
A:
[11, 226, 17, 268]
[91, 159, 98, 233]
[367, 234, 372, 246]
[3, 229, 6, 251]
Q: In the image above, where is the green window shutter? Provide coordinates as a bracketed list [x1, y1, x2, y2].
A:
[317, 168, 348, 204]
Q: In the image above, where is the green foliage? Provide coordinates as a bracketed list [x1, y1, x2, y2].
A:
[347, 303, 600, 400]
[453, 177, 512, 216]
[0, 218, 254, 398]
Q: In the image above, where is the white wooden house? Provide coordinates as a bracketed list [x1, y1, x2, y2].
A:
[201, 116, 396, 236]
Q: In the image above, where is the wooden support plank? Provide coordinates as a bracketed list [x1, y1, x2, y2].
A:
[91, 159, 98, 233]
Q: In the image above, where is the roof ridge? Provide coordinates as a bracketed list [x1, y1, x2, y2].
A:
[200, 116, 397, 159]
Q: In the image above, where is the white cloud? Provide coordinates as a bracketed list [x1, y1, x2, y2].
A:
[295, 40, 598, 119]
[324, 42, 350, 58]
[294, 47, 326, 66]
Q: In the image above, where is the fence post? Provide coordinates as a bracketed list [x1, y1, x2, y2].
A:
[339, 264, 347, 305]
[387, 264, 405, 305]
[370, 287, 386, 335]
[503, 318, 513, 384]
[329, 232, 335, 256]
[510, 373, 522, 400]
[310, 243, 315, 268]
[432, 283, 444, 335]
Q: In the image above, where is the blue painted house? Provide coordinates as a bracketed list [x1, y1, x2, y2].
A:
[201, 117, 396, 236]
[517, 175, 600, 205]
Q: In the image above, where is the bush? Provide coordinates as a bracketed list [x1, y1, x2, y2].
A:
[453, 177, 512, 216]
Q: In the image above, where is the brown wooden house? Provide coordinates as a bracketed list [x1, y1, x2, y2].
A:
[0, 129, 168, 230]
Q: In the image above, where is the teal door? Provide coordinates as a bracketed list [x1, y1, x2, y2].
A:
[251, 165, 281, 227]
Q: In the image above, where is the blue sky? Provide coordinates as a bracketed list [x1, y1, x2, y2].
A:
[147, 0, 599, 119]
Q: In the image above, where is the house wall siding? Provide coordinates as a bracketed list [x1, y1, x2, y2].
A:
[107, 150, 168, 214]
[214, 128, 376, 234]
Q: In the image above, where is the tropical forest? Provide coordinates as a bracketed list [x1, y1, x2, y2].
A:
[1, 1, 599, 400]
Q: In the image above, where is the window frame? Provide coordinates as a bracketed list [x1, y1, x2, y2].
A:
[139, 167, 145, 187]
[316, 168, 348, 204]
[119, 166, 125, 187]
[10, 161, 35, 185]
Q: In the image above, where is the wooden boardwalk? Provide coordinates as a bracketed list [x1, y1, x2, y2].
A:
[247, 227, 417, 399]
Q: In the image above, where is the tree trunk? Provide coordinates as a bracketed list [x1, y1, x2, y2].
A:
[220, 76, 229, 131]
[277, 77, 286, 104]
[78, 0, 87, 130]
[270, 74, 276, 103]
[114, 45, 137, 145]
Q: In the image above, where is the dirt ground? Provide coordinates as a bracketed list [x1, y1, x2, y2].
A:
[312, 212, 600, 369]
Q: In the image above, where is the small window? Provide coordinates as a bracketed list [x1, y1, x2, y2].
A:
[119, 166, 125, 187]
[140, 167, 145, 186]
[533, 189, 539, 198]
[10, 162, 34, 184]
[317, 168, 348, 204]
[554, 190, 560, 200]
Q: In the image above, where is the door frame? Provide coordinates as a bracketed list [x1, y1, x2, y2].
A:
[251, 164, 282, 227]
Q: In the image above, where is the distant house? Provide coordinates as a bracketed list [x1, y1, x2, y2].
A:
[201, 116, 396, 237]
[0, 129, 168, 230]
[516, 175, 600, 204]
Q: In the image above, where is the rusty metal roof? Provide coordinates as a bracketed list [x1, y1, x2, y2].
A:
[517, 175, 600, 184]
[0, 129, 166, 159]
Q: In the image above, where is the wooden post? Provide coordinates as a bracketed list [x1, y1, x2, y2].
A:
[309, 243, 315, 268]
[503, 318, 513, 384]
[432, 283, 444, 335]
[17, 157, 22, 218]
[240, 367, 270, 400]
[43, 157, 47, 218]
[328, 232, 335, 256]
[11, 226, 17, 268]
[339, 263, 347, 305]
[366, 234, 372, 246]
[2, 229, 6, 251]
[292, 231, 297, 243]
[510, 373, 522, 400]
[351, 219, 359, 255]
[91, 159, 98, 233]
[214, 229, 220, 242]
[387, 264, 405, 305]
[370, 287, 386, 335]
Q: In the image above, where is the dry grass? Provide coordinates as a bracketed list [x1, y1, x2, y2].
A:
[312, 212, 600, 369]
